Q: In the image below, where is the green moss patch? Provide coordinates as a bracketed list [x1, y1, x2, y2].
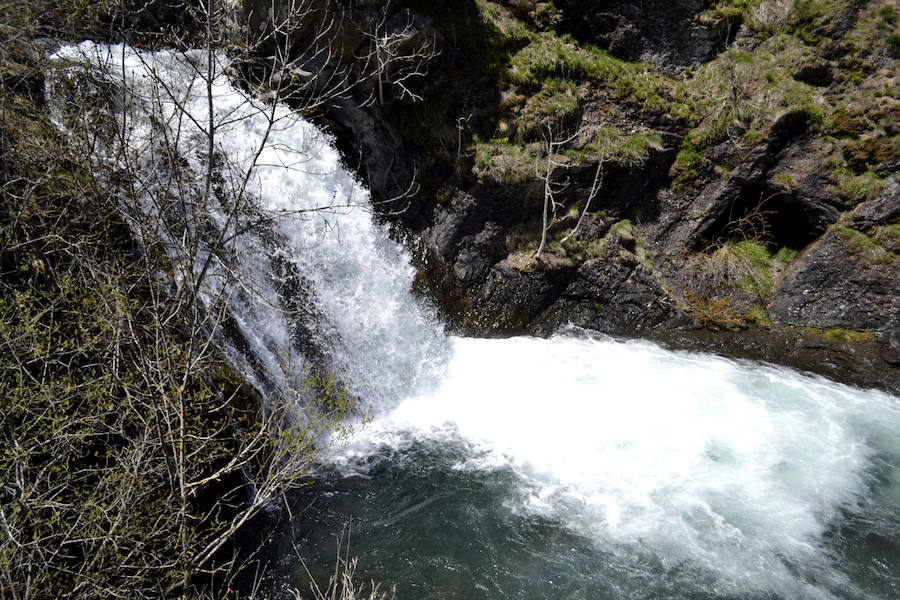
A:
[835, 224, 896, 264]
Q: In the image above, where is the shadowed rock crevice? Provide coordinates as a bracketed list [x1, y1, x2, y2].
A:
[553, 0, 735, 74]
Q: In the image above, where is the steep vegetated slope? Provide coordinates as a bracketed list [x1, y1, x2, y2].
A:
[327, 0, 898, 389]
[1, 2, 356, 597]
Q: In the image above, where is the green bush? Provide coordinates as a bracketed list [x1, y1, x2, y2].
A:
[701, 240, 796, 303]
[584, 127, 664, 164]
[675, 146, 703, 178]
[472, 138, 540, 183]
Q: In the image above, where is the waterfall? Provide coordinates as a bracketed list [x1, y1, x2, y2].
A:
[46, 42, 900, 600]
[46, 41, 449, 410]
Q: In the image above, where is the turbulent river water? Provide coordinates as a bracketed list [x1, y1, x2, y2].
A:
[50, 43, 900, 600]
[284, 333, 900, 600]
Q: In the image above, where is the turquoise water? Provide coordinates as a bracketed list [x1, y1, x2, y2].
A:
[268, 335, 900, 600]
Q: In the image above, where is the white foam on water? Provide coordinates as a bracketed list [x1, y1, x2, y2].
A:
[334, 333, 900, 598]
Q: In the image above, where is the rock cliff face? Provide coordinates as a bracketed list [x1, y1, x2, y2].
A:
[553, 0, 737, 73]
[769, 179, 900, 331]
[258, 0, 898, 390]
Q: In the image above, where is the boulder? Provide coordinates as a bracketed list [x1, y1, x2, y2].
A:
[853, 176, 900, 229]
[769, 230, 900, 330]
[531, 250, 675, 335]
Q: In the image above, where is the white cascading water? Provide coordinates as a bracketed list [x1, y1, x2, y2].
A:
[48, 43, 900, 600]
[47, 41, 449, 408]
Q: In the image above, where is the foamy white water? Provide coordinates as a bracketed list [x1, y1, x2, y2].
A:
[332, 332, 900, 599]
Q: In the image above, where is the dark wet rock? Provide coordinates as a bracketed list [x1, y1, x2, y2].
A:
[766, 139, 848, 239]
[427, 189, 480, 257]
[663, 138, 846, 254]
[769, 230, 900, 330]
[464, 261, 573, 332]
[452, 222, 506, 283]
[579, 145, 678, 220]
[328, 97, 419, 205]
[554, 0, 732, 74]
[654, 327, 900, 394]
[426, 185, 533, 260]
[665, 145, 771, 251]
[571, 213, 611, 242]
[769, 109, 816, 153]
[886, 330, 900, 366]
[530, 250, 676, 336]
